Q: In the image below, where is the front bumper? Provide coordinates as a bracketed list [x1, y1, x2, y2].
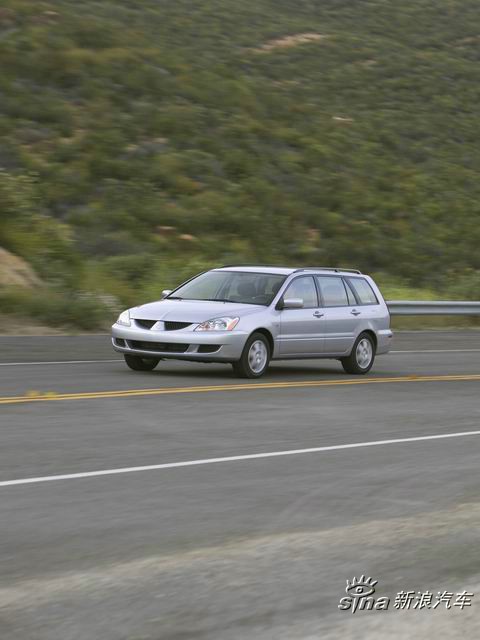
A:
[111, 323, 248, 362]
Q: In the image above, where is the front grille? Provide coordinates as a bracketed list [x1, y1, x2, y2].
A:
[115, 338, 126, 347]
[129, 341, 189, 353]
[134, 319, 191, 331]
[164, 321, 191, 331]
[135, 319, 156, 329]
[197, 344, 221, 354]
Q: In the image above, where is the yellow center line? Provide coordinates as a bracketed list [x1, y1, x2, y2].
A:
[0, 373, 479, 405]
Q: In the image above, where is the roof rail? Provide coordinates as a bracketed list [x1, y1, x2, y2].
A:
[293, 267, 362, 274]
[218, 263, 290, 269]
[217, 264, 362, 274]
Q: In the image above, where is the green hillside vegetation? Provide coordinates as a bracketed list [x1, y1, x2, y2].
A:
[1, 0, 479, 327]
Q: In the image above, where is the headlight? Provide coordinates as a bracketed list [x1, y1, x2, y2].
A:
[116, 309, 131, 326]
[195, 316, 239, 331]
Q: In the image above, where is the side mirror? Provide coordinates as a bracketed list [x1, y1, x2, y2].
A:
[161, 289, 172, 299]
[281, 298, 304, 310]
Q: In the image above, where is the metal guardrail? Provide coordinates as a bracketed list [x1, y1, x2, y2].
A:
[387, 301, 480, 316]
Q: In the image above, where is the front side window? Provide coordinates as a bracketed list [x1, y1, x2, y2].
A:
[317, 276, 349, 307]
[168, 271, 286, 306]
[347, 278, 379, 305]
[283, 276, 318, 308]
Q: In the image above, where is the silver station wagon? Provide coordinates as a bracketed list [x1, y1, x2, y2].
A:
[112, 266, 393, 378]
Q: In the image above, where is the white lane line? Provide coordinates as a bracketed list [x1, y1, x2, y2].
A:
[1, 349, 479, 366]
[0, 359, 121, 366]
[1, 430, 479, 488]
[0, 334, 109, 338]
[391, 349, 480, 354]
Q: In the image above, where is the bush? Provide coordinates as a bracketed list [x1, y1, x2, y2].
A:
[445, 270, 480, 300]
[1, 0, 480, 331]
[0, 287, 118, 330]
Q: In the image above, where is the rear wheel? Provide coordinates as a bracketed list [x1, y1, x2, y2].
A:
[124, 354, 160, 371]
[341, 332, 376, 375]
[232, 332, 270, 378]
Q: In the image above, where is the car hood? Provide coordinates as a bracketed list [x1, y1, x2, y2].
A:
[130, 299, 264, 323]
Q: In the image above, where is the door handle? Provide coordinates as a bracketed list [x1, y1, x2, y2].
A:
[313, 311, 324, 318]
[351, 309, 361, 316]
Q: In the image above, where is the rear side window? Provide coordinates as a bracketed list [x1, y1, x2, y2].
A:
[317, 276, 349, 307]
[347, 278, 379, 305]
[343, 280, 357, 306]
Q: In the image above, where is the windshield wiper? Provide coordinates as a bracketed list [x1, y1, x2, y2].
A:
[203, 298, 264, 305]
[165, 296, 183, 300]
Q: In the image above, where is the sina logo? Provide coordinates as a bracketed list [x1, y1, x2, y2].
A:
[338, 576, 390, 612]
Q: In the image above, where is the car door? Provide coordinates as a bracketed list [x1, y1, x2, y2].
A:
[315, 276, 359, 355]
[278, 276, 324, 356]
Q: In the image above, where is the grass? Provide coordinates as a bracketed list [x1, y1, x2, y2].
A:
[0, 280, 478, 334]
[0, 287, 117, 331]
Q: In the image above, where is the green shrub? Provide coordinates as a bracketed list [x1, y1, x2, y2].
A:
[445, 270, 480, 300]
[1, 0, 480, 331]
[0, 287, 118, 330]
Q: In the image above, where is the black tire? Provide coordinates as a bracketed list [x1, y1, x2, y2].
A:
[124, 354, 160, 371]
[341, 332, 376, 375]
[232, 332, 271, 379]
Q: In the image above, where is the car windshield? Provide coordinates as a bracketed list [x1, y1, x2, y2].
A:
[167, 271, 286, 306]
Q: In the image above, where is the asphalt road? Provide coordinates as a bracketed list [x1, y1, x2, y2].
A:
[0, 330, 479, 639]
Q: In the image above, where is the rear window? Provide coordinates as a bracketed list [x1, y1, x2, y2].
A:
[347, 278, 379, 305]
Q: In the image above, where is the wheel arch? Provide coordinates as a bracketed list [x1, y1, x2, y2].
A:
[251, 328, 275, 357]
[359, 328, 377, 350]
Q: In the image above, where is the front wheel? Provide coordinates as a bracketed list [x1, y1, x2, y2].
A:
[124, 354, 160, 371]
[232, 332, 270, 378]
[341, 333, 376, 375]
